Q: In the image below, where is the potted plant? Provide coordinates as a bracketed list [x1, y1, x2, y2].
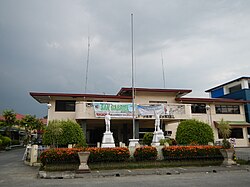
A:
[217, 119, 236, 165]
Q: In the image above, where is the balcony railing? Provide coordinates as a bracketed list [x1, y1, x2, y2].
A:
[75, 102, 192, 120]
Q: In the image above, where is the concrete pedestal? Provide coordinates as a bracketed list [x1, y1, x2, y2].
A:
[101, 132, 115, 148]
[77, 152, 90, 173]
[129, 139, 140, 147]
[151, 130, 165, 146]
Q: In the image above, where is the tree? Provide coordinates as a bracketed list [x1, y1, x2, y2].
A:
[217, 119, 231, 149]
[2, 109, 16, 138]
[176, 119, 214, 145]
[20, 114, 43, 144]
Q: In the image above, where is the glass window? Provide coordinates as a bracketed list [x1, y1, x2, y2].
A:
[231, 128, 243, 139]
[215, 105, 240, 114]
[191, 103, 206, 113]
[229, 84, 242, 93]
[55, 100, 75, 111]
[218, 128, 243, 139]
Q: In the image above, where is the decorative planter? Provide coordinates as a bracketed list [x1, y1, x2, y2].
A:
[220, 149, 236, 166]
[77, 152, 91, 173]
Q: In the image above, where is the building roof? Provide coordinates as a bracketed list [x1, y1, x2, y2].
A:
[205, 76, 250, 92]
[30, 92, 132, 103]
[176, 97, 249, 104]
[0, 113, 25, 121]
[117, 87, 192, 97]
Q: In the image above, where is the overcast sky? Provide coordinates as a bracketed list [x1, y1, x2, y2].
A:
[0, 0, 250, 117]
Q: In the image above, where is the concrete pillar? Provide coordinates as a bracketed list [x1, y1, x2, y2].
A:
[79, 120, 87, 137]
[30, 145, 38, 166]
[135, 120, 139, 139]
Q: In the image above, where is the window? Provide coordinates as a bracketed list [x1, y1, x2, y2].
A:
[218, 128, 243, 139]
[55, 100, 76, 111]
[191, 103, 206, 113]
[231, 128, 243, 139]
[215, 105, 240, 114]
[228, 84, 242, 93]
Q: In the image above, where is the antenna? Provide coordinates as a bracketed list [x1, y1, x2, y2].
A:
[84, 35, 90, 93]
[161, 51, 166, 88]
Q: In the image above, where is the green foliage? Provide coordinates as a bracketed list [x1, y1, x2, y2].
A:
[222, 139, 231, 149]
[162, 145, 223, 160]
[40, 147, 130, 166]
[159, 138, 175, 146]
[43, 120, 86, 147]
[43, 120, 62, 147]
[142, 132, 153, 145]
[20, 114, 43, 144]
[0, 135, 11, 146]
[2, 109, 16, 138]
[217, 119, 232, 149]
[176, 119, 214, 145]
[133, 146, 157, 161]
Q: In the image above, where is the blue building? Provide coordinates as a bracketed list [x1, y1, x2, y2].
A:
[206, 77, 250, 142]
[206, 77, 250, 123]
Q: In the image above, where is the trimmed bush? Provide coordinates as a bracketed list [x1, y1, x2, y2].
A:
[142, 132, 153, 146]
[176, 119, 214, 145]
[133, 146, 157, 161]
[162, 145, 223, 160]
[40, 147, 130, 166]
[43, 120, 87, 147]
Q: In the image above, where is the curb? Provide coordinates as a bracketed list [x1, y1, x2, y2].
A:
[38, 165, 250, 179]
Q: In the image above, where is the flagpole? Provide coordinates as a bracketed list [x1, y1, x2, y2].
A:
[131, 13, 135, 140]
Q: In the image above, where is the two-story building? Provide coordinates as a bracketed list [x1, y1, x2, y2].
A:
[30, 86, 250, 147]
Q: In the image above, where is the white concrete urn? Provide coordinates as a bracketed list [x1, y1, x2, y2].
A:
[220, 149, 236, 166]
[77, 152, 91, 173]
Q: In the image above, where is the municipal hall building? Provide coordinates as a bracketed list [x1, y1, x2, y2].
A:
[30, 77, 250, 147]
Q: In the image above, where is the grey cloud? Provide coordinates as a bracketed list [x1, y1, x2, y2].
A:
[0, 0, 250, 117]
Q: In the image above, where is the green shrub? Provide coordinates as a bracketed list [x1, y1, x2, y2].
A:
[133, 146, 157, 161]
[159, 138, 174, 146]
[176, 119, 214, 145]
[40, 147, 130, 166]
[142, 132, 153, 146]
[162, 145, 223, 160]
[43, 120, 87, 147]
[0, 136, 11, 146]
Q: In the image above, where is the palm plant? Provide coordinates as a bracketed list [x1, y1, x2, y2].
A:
[2, 109, 16, 138]
[217, 119, 232, 149]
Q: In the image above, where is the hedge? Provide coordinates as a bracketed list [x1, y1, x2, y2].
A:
[134, 146, 157, 161]
[162, 145, 223, 160]
[40, 147, 130, 166]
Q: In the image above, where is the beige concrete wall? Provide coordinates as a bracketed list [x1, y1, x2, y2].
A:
[135, 92, 177, 104]
[47, 100, 76, 121]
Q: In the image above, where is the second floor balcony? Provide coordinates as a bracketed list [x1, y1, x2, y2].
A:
[75, 101, 192, 120]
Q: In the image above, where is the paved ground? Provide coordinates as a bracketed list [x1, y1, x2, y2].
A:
[0, 148, 250, 187]
[235, 147, 250, 161]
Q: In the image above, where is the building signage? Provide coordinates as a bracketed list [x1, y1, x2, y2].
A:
[137, 104, 165, 116]
[93, 102, 133, 118]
